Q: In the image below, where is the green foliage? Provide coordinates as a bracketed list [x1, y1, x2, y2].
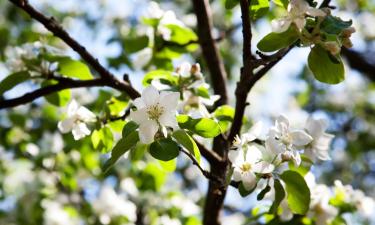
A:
[172, 129, 201, 164]
[142, 70, 177, 86]
[250, 0, 270, 19]
[280, 170, 311, 215]
[308, 45, 345, 84]
[0, 71, 30, 96]
[257, 184, 271, 200]
[320, 16, 352, 35]
[272, 0, 289, 8]
[225, 0, 239, 9]
[165, 24, 198, 45]
[238, 182, 257, 197]
[123, 35, 149, 53]
[56, 57, 94, 80]
[257, 26, 299, 52]
[269, 179, 286, 214]
[214, 105, 235, 132]
[288, 155, 313, 176]
[149, 138, 180, 161]
[177, 115, 221, 138]
[91, 126, 114, 153]
[41, 80, 71, 106]
[158, 158, 177, 172]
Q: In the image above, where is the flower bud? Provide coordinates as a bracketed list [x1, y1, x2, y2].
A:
[324, 41, 341, 55]
[190, 63, 201, 75]
[342, 38, 353, 48]
[342, 27, 356, 38]
[281, 152, 293, 162]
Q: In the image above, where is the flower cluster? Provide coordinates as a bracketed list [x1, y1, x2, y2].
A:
[229, 115, 334, 190]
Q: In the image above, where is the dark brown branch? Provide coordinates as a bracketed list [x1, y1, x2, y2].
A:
[342, 48, 375, 82]
[8, 0, 140, 100]
[192, 0, 228, 107]
[0, 78, 107, 109]
[194, 138, 224, 165]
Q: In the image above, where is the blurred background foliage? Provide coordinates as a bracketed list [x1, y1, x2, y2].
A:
[0, 0, 374, 224]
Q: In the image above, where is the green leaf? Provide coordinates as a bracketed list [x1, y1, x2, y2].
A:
[250, 0, 270, 20]
[102, 130, 139, 172]
[225, 0, 239, 9]
[57, 58, 93, 80]
[142, 70, 177, 86]
[149, 138, 180, 161]
[122, 121, 139, 138]
[257, 26, 299, 52]
[272, 0, 289, 8]
[288, 155, 313, 176]
[91, 126, 114, 153]
[238, 182, 257, 197]
[165, 24, 198, 45]
[124, 35, 149, 53]
[308, 45, 345, 84]
[257, 185, 271, 200]
[320, 15, 352, 35]
[177, 115, 221, 138]
[41, 80, 71, 106]
[280, 170, 311, 215]
[214, 105, 235, 132]
[0, 71, 30, 96]
[158, 158, 177, 172]
[269, 179, 286, 214]
[172, 130, 201, 164]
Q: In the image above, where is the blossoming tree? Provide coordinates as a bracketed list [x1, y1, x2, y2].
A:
[0, 0, 374, 225]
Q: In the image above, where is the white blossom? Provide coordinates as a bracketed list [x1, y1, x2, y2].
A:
[130, 85, 179, 144]
[271, 0, 326, 33]
[42, 200, 80, 225]
[92, 186, 137, 223]
[308, 185, 338, 225]
[266, 115, 313, 166]
[58, 99, 96, 140]
[229, 144, 274, 190]
[304, 117, 334, 161]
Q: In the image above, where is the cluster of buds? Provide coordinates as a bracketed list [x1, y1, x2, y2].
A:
[322, 26, 356, 55]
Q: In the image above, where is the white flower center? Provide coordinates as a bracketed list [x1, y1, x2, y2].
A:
[146, 103, 165, 121]
[280, 133, 292, 146]
[240, 162, 252, 172]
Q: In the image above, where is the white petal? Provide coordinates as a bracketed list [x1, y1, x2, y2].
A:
[290, 130, 313, 146]
[314, 133, 334, 150]
[292, 150, 301, 166]
[253, 161, 275, 173]
[133, 97, 146, 109]
[232, 168, 242, 182]
[271, 19, 292, 33]
[58, 117, 75, 133]
[142, 85, 160, 107]
[228, 149, 244, 166]
[138, 120, 158, 144]
[67, 99, 79, 116]
[129, 108, 148, 124]
[159, 111, 178, 129]
[246, 145, 263, 163]
[306, 7, 326, 17]
[242, 172, 257, 191]
[305, 117, 326, 138]
[294, 17, 306, 31]
[245, 121, 263, 141]
[160, 91, 179, 111]
[265, 136, 285, 154]
[177, 62, 192, 77]
[77, 106, 96, 122]
[275, 115, 290, 134]
[72, 123, 91, 140]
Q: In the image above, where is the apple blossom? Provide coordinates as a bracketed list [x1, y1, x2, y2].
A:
[266, 115, 313, 165]
[129, 85, 179, 144]
[271, 0, 326, 33]
[304, 117, 334, 161]
[308, 185, 338, 225]
[229, 144, 274, 190]
[57, 99, 96, 140]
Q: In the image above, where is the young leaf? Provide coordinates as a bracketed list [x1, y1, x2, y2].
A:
[250, 0, 270, 20]
[172, 129, 201, 164]
[225, 0, 239, 9]
[91, 126, 114, 153]
[102, 130, 139, 172]
[41, 80, 71, 106]
[122, 121, 139, 138]
[165, 24, 198, 45]
[320, 15, 352, 35]
[272, 0, 289, 8]
[269, 179, 286, 214]
[239, 182, 257, 197]
[257, 26, 299, 52]
[177, 115, 221, 138]
[214, 105, 235, 132]
[0, 71, 30, 96]
[142, 70, 177, 86]
[280, 170, 311, 215]
[58, 58, 93, 80]
[308, 45, 345, 84]
[158, 158, 177, 172]
[123, 35, 149, 53]
[149, 138, 180, 161]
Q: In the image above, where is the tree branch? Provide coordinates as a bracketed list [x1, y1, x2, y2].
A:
[342, 48, 375, 82]
[192, 0, 228, 107]
[194, 138, 224, 165]
[0, 78, 107, 109]
[8, 0, 140, 100]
